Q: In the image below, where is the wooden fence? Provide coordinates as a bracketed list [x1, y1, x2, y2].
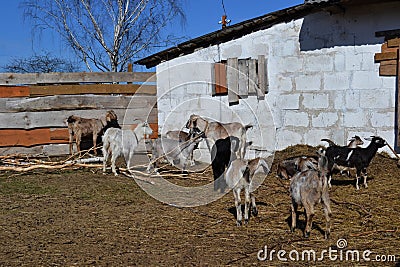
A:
[0, 72, 157, 156]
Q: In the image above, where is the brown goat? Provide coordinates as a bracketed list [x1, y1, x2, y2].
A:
[67, 110, 117, 155]
[289, 150, 331, 239]
[276, 156, 318, 180]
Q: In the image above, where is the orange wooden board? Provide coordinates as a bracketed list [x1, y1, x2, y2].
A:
[0, 129, 67, 147]
[0, 86, 30, 98]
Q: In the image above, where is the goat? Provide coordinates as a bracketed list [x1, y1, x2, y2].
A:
[146, 132, 204, 174]
[211, 136, 240, 192]
[325, 136, 387, 190]
[165, 130, 200, 166]
[289, 150, 331, 239]
[225, 157, 270, 226]
[67, 110, 118, 155]
[185, 114, 252, 159]
[276, 156, 318, 180]
[102, 121, 153, 176]
[321, 135, 364, 186]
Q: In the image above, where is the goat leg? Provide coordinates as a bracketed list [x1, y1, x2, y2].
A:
[290, 201, 297, 232]
[244, 188, 250, 224]
[304, 205, 314, 238]
[251, 193, 258, 217]
[233, 188, 242, 226]
[362, 169, 368, 188]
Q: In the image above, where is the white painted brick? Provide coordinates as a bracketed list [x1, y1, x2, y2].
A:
[283, 111, 309, 127]
[305, 55, 334, 72]
[273, 39, 298, 56]
[334, 53, 345, 72]
[312, 112, 339, 127]
[359, 90, 390, 109]
[344, 51, 362, 71]
[277, 94, 300, 110]
[302, 93, 329, 109]
[333, 91, 345, 109]
[343, 111, 368, 128]
[276, 129, 303, 149]
[324, 73, 350, 90]
[304, 129, 330, 146]
[270, 75, 293, 92]
[295, 74, 322, 91]
[345, 90, 361, 109]
[370, 112, 395, 128]
[275, 56, 303, 73]
[351, 71, 381, 90]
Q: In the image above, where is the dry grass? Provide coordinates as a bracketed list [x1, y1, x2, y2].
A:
[0, 145, 399, 266]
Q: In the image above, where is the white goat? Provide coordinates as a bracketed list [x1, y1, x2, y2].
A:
[102, 121, 153, 176]
[225, 157, 270, 226]
[146, 133, 204, 174]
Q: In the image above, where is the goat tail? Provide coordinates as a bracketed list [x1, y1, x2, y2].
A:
[321, 138, 336, 147]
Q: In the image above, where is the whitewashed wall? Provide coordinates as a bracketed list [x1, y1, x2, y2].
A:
[156, 2, 400, 161]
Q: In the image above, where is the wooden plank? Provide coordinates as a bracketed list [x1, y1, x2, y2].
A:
[248, 59, 258, 95]
[227, 58, 239, 105]
[0, 128, 67, 147]
[257, 55, 267, 99]
[0, 72, 156, 85]
[238, 59, 249, 97]
[0, 108, 158, 129]
[1, 95, 157, 112]
[381, 42, 399, 53]
[387, 38, 400, 48]
[374, 52, 398, 62]
[0, 86, 30, 98]
[29, 84, 156, 96]
[379, 64, 397, 76]
[50, 128, 69, 141]
[213, 63, 227, 95]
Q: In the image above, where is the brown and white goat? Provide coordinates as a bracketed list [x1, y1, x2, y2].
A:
[185, 114, 252, 159]
[165, 130, 199, 166]
[67, 110, 118, 155]
[225, 157, 270, 226]
[276, 156, 318, 180]
[289, 151, 331, 239]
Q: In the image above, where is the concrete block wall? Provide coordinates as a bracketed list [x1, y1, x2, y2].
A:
[156, 1, 400, 160]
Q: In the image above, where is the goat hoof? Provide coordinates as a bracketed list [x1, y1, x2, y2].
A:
[304, 231, 310, 238]
[364, 184, 368, 189]
[244, 219, 249, 225]
[236, 220, 242, 227]
[252, 208, 258, 217]
[290, 227, 295, 233]
[325, 232, 330, 240]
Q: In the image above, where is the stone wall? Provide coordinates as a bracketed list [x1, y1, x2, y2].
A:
[156, 1, 400, 162]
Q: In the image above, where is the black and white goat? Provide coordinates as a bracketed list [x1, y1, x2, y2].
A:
[146, 132, 204, 174]
[102, 121, 153, 176]
[322, 135, 364, 186]
[211, 136, 240, 192]
[325, 136, 387, 190]
[290, 150, 331, 239]
[225, 157, 270, 226]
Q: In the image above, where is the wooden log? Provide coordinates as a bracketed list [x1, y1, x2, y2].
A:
[0, 86, 30, 98]
[0, 108, 158, 129]
[29, 84, 156, 96]
[0, 72, 156, 85]
[227, 58, 239, 105]
[1, 95, 157, 112]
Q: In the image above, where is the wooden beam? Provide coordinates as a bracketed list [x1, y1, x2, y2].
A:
[0, 129, 66, 147]
[381, 42, 399, 53]
[29, 84, 156, 96]
[0, 86, 30, 98]
[388, 38, 400, 48]
[374, 52, 398, 62]
[375, 29, 400, 38]
[0, 72, 156, 85]
[227, 58, 239, 105]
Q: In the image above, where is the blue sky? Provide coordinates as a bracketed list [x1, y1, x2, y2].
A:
[0, 0, 303, 71]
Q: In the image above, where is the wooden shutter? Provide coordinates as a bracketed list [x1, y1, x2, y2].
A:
[213, 62, 228, 95]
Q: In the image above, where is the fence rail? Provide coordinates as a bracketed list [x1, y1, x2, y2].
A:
[0, 71, 158, 156]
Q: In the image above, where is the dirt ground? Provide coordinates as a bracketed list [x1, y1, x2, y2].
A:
[1, 145, 399, 266]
